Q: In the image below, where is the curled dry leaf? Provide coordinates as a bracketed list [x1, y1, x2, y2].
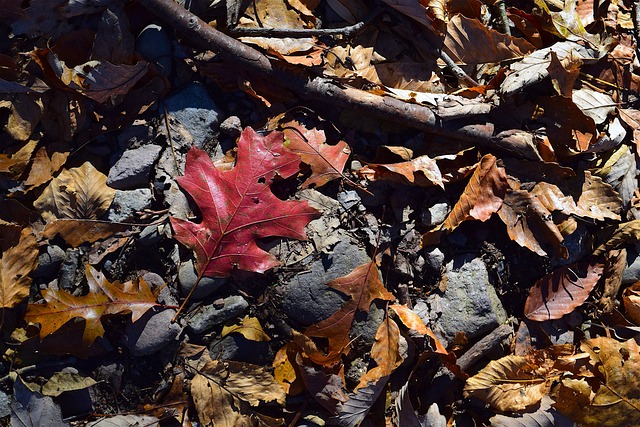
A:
[524, 261, 604, 321]
[422, 154, 508, 246]
[623, 281, 640, 325]
[304, 260, 394, 362]
[593, 220, 640, 256]
[282, 120, 351, 189]
[0, 227, 38, 308]
[171, 127, 320, 278]
[463, 354, 552, 412]
[191, 359, 285, 427]
[357, 154, 444, 188]
[25, 265, 159, 345]
[553, 337, 640, 427]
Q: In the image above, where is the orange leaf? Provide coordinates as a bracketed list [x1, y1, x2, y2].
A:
[524, 261, 604, 321]
[304, 260, 394, 362]
[25, 265, 159, 345]
[357, 155, 444, 188]
[356, 314, 403, 390]
[0, 227, 38, 308]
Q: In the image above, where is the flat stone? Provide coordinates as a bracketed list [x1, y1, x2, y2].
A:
[187, 296, 249, 335]
[136, 24, 173, 78]
[107, 188, 153, 222]
[123, 309, 182, 356]
[107, 144, 162, 190]
[427, 255, 507, 345]
[162, 82, 223, 148]
[178, 260, 227, 300]
[421, 199, 450, 227]
[623, 248, 640, 285]
[208, 335, 272, 365]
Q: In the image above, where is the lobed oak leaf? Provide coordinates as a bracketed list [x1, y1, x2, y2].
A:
[171, 127, 320, 278]
[304, 260, 394, 362]
[282, 120, 351, 189]
[25, 265, 160, 346]
[524, 261, 604, 321]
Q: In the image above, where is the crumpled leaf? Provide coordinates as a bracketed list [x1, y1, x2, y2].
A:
[305, 260, 394, 362]
[25, 265, 159, 345]
[0, 227, 38, 309]
[222, 315, 271, 342]
[553, 337, 640, 426]
[593, 220, 640, 256]
[356, 313, 403, 390]
[422, 154, 508, 246]
[623, 281, 640, 325]
[463, 354, 552, 412]
[171, 127, 320, 278]
[24, 372, 97, 398]
[490, 395, 577, 427]
[87, 415, 160, 427]
[357, 154, 444, 188]
[191, 359, 285, 427]
[41, 220, 128, 247]
[282, 121, 351, 189]
[34, 161, 115, 223]
[524, 261, 604, 321]
[0, 139, 38, 178]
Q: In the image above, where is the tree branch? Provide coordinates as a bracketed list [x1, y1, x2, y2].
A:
[136, 0, 540, 160]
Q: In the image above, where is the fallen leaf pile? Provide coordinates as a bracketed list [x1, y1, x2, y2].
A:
[2, 0, 640, 425]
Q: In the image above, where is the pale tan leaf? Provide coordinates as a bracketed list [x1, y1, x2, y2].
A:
[0, 227, 38, 308]
[463, 355, 551, 412]
[222, 315, 271, 342]
[42, 219, 128, 247]
[40, 372, 97, 397]
[573, 171, 621, 221]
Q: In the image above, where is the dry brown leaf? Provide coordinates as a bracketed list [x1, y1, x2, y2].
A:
[34, 161, 115, 223]
[23, 144, 69, 190]
[42, 219, 129, 247]
[0, 139, 38, 178]
[191, 360, 285, 427]
[357, 155, 444, 188]
[524, 261, 604, 321]
[356, 314, 403, 390]
[463, 354, 552, 412]
[497, 189, 568, 258]
[443, 15, 535, 65]
[422, 154, 508, 246]
[623, 281, 640, 325]
[553, 337, 640, 426]
[0, 227, 38, 308]
[222, 315, 271, 342]
[305, 260, 394, 363]
[572, 171, 621, 221]
[273, 341, 304, 395]
[600, 248, 626, 313]
[593, 220, 640, 256]
[3, 93, 42, 141]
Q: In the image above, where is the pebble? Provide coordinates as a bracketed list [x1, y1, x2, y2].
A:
[162, 82, 224, 148]
[136, 24, 173, 78]
[178, 260, 227, 300]
[107, 188, 153, 222]
[421, 199, 450, 227]
[107, 144, 162, 190]
[426, 254, 507, 345]
[122, 309, 182, 356]
[208, 334, 272, 365]
[219, 115, 242, 137]
[33, 245, 65, 279]
[187, 295, 249, 335]
[623, 249, 640, 285]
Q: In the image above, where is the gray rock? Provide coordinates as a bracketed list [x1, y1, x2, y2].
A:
[277, 239, 371, 326]
[107, 188, 153, 222]
[123, 309, 182, 356]
[187, 295, 249, 335]
[555, 223, 589, 267]
[220, 115, 242, 137]
[162, 82, 223, 148]
[136, 24, 173, 77]
[58, 249, 80, 292]
[208, 334, 272, 365]
[178, 260, 227, 300]
[623, 249, 640, 285]
[34, 245, 65, 279]
[427, 255, 507, 345]
[107, 144, 162, 190]
[0, 390, 8, 418]
[421, 200, 450, 226]
[138, 225, 163, 247]
[337, 190, 362, 211]
[424, 247, 445, 273]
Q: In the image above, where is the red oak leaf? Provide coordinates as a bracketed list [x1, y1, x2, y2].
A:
[171, 127, 320, 277]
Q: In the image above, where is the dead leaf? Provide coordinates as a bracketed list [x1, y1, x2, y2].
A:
[282, 121, 351, 189]
[41, 219, 129, 247]
[191, 359, 285, 427]
[357, 154, 444, 188]
[355, 313, 403, 390]
[34, 161, 115, 223]
[422, 154, 508, 246]
[336, 376, 388, 427]
[593, 220, 640, 256]
[273, 341, 304, 395]
[304, 260, 394, 361]
[222, 315, 271, 341]
[623, 281, 640, 325]
[0, 139, 38, 179]
[0, 227, 38, 308]
[25, 265, 159, 345]
[524, 261, 604, 321]
[600, 248, 626, 313]
[490, 395, 577, 426]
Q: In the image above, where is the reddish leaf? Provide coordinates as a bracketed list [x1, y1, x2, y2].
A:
[524, 261, 604, 321]
[282, 121, 351, 189]
[304, 260, 394, 362]
[171, 127, 320, 278]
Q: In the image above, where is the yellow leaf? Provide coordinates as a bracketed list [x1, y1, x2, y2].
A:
[222, 315, 271, 341]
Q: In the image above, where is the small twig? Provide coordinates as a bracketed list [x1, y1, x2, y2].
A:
[494, 0, 511, 36]
[456, 323, 513, 371]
